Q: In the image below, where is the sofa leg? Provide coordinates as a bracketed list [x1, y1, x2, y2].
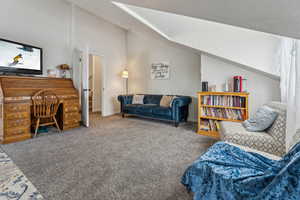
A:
[174, 122, 179, 128]
[122, 113, 125, 118]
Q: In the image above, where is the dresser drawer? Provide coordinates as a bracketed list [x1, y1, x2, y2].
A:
[5, 127, 30, 137]
[64, 104, 79, 113]
[63, 123, 80, 130]
[5, 112, 30, 120]
[4, 103, 30, 113]
[64, 117, 81, 125]
[64, 99, 79, 105]
[5, 118, 30, 129]
[64, 112, 81, 121]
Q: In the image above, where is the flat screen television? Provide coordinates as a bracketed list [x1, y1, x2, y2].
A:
[0, 38, 43, 75]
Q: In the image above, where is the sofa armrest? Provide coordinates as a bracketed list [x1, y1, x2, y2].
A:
[172, 96, 192, 123]
[118, 95, 133, 105]
[118, 95, 133, 112]
[172, 96, 192, 107]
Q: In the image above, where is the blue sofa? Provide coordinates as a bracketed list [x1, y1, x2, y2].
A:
[117, 94, 192, 127]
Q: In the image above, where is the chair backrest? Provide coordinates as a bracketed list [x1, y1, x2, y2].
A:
[32, 89, 60, 118]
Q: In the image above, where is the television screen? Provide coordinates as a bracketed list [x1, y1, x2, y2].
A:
[0, 39, 42, 74]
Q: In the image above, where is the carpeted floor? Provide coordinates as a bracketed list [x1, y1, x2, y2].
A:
[1, 114, 217, 200]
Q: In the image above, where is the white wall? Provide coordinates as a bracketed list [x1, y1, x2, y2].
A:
[0, 0, 127, 116]
[0, 0, 71, 74]
[127, 31, 201, 121]
[73, 6, 127, 116]
[173, 19, 281, 77]
[201, 54, 281, 116]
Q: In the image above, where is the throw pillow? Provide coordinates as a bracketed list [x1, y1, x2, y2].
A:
[242, 105, 278, 132]
[132, 95, 144, 104]
[160, 96, 176, 107]
[170, 96, 179, 107]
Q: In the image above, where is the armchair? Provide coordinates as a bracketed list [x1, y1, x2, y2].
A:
[182, 141, 300, 200]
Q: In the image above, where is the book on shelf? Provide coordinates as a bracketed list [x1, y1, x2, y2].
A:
[201, 107, 244, 121]
[200, 119, 220, 132]
[202, 95, 246, 107]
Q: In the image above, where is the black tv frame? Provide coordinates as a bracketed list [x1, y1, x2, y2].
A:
[0, 38, 43, 75]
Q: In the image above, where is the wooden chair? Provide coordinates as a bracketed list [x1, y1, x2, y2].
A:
[32, 89, 61, 137]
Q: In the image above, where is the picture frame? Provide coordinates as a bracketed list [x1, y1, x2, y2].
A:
[151, 62, 170, 80]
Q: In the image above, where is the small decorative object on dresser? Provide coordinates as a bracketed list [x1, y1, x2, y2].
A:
[58, 64, 70, 78]
[47, 69, 57, 78]
[198, 92, 249, 138]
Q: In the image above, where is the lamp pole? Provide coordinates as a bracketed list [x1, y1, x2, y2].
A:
[122, 69, 129, 95]
[126, 78, 128, 95]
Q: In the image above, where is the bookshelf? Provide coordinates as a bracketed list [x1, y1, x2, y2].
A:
[198, 92, 249, 138]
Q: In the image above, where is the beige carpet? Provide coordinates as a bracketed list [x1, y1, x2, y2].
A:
[1, 114, 217, 200]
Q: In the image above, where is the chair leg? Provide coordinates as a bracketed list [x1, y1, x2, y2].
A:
[53, 116, 61, 132]
[34, 118, 40, 138]
[174, 122, 179, 128]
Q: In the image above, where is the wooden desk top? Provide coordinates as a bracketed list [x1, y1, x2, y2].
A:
[0, 76, 78, 103]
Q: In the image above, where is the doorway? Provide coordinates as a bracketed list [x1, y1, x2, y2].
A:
[72, 48, 106, 127]
[89, 54, 103, 117]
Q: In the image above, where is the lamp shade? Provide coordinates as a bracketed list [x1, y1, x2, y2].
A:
[122, 69, 129, 79]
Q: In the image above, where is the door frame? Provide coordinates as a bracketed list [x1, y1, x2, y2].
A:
[88, 50, 107, 117]
[73, 45, 90, 127]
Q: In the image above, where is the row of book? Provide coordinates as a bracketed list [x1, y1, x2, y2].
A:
[199, 119, 220, 132]
[201, 107, 245, 121]
[202, 95, 246, 108]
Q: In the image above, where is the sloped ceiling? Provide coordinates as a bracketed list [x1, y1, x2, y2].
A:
[65, 0, 165, 37]
[114, 0, 300, 40]
[114, 3, 281, 77]
[66, 0, 284, 77]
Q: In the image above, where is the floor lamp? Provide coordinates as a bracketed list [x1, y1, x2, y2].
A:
[122, 69, 129, 94]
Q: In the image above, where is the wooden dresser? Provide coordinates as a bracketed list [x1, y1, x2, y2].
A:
[0, 76, 81, 144]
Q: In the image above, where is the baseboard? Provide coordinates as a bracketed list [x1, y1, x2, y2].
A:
[92, 109, 101, 113]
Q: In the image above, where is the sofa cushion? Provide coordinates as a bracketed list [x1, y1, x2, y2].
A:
[143, 95, 163, 105]
[220, 121, 284, 156]
[137, 105, 157, 114]
[124, 104, 140, 114]
[124, 104, 157, 115]
[242, 105, 278, 132]
[152, 106, 172, 117]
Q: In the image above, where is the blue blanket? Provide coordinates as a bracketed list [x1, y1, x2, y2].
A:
[181, 142, 300, 200]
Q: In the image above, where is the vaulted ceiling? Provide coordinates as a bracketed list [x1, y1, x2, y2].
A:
[114, 2, 283, 77]
[114, 0, 300, 40]
[66, 0, 298, 77]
